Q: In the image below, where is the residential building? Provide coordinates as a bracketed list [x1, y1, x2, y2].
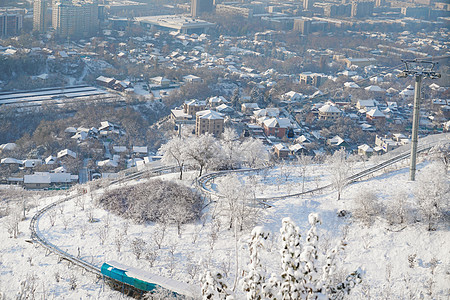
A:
[293, 18, 311, 35]
[318, 104, 341, 121]
[299, 72, 328, 87]
[195, 110, 224, 136]
[191, 0, 214, 18]
[184, 99, 206, 116]
[358, 144, 374, 157]
[263, 118, 290, 138]
[33, 0, 48, 32]
[303, 0, 314, 10]
[0, 9, 23, 37]
[366, 108, 386, 121]
[52, 0, 99, 38]
[351, 1, 374, 18]
[273, 143, 290, 159]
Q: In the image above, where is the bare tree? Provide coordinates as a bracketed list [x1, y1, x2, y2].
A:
[415, 162, 449, 231]
[152, 223, 167, 250]
[353, 189, 383, 226]
[218, 127, 243, 169]
[185, 133, 219, 176]
[131, 237, 146, 260]
[326, 149, 352, 200]
[159, 136, 188, 180]
[240, 138, 269, 168]
[297, 154, 312, 194]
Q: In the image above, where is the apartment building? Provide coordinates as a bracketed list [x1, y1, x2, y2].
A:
[195, 110, 224, 136]
[52, 0, 99, 38]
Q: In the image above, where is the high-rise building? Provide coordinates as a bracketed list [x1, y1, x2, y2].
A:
[191, 0, 214, 18]
[351, 1, 374, 18]
[303, 0, 314, 11]
[0, 9, 24, 37]
[52, 0, 99, 38]
[33, 0, 48, 32]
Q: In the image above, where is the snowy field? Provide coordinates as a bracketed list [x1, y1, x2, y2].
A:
[0, 155, 448, 299]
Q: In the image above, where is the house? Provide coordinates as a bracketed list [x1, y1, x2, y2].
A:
[282, 91, 303, 102]
[366, 108, 386, 121]
[0, 143, 16, 151]
[24, 173, 51, 189]
[327, 135, 348, 148]
[358, 144, 374, 157]
[241, 103, 260, 115]
[273, 143, 290, 158]
[289, 143, 309, 156]
[375, 135, 401, 152]
[96, 76, 116, 88]
[318, 104, 341, 121]
[299, 72, 328, 87]
[150, 76, 170, 87]
[356, 99, 377, 110]
[113, 146, 128, 153]
[57, 149, 77, 159]
[133, 146, 148, 156]
[22, 159, 43, 168]
[208, 96, 228, 108]
[171, 109, 193, 122]
[216, 104, 234, 115]
[99, 121, 121, 132]
[45, 155, 57, 165]
[184, 99, 206, 116]
[183, 74, 202, 83]
[114, 80, 133, 92]
[0, 157, 21, 164]
[195, 110, 225, 136]
[23, 172, 77, 189]
[263, 118, 290, 138]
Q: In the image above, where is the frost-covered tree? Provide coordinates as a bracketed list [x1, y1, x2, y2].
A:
[219, 128, 243, 170]
[262, 273, 281, 299]
[159, 136, 187, 180]
[352, 189, 383, 226]
[241, 227, 270, 300]
[326, 149, 351, 200]
[240, 138, 269, 168]
[280, 217, 302, 299]
[428, 142, 450, 172]
[415, 162, 449, 231]
[185, 133, 219, 176]
[200, 271, 234, 300]
[299, 213, 320, 297]
[297, 154, 312, 194]
[237, 214, 362, 300]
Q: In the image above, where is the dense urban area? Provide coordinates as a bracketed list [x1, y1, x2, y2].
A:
[0, 0, 448, 299]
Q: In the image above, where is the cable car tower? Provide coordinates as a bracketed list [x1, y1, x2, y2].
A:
[397, 59, 441, 181]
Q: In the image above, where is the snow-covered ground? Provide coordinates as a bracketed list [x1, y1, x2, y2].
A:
[0, 155, 448, 299]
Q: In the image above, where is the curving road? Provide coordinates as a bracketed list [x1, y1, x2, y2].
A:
[197, 138, 446, 206]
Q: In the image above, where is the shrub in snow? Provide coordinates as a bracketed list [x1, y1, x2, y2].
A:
[352, 190, 383, 226]
[98, 179, 203, 226]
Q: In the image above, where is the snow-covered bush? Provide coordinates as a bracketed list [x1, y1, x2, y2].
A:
[97, 179, 203, 225]
[352, 190, 383, 226]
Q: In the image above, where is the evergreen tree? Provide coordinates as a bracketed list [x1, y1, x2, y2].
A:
[242, 227, 270, 300]
[279, 217, 302, 300]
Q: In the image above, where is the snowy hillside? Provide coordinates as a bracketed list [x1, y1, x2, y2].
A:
[0, 142, 449, 299]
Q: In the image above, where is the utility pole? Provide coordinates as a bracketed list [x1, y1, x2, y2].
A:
[397, 59, 440, 181]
